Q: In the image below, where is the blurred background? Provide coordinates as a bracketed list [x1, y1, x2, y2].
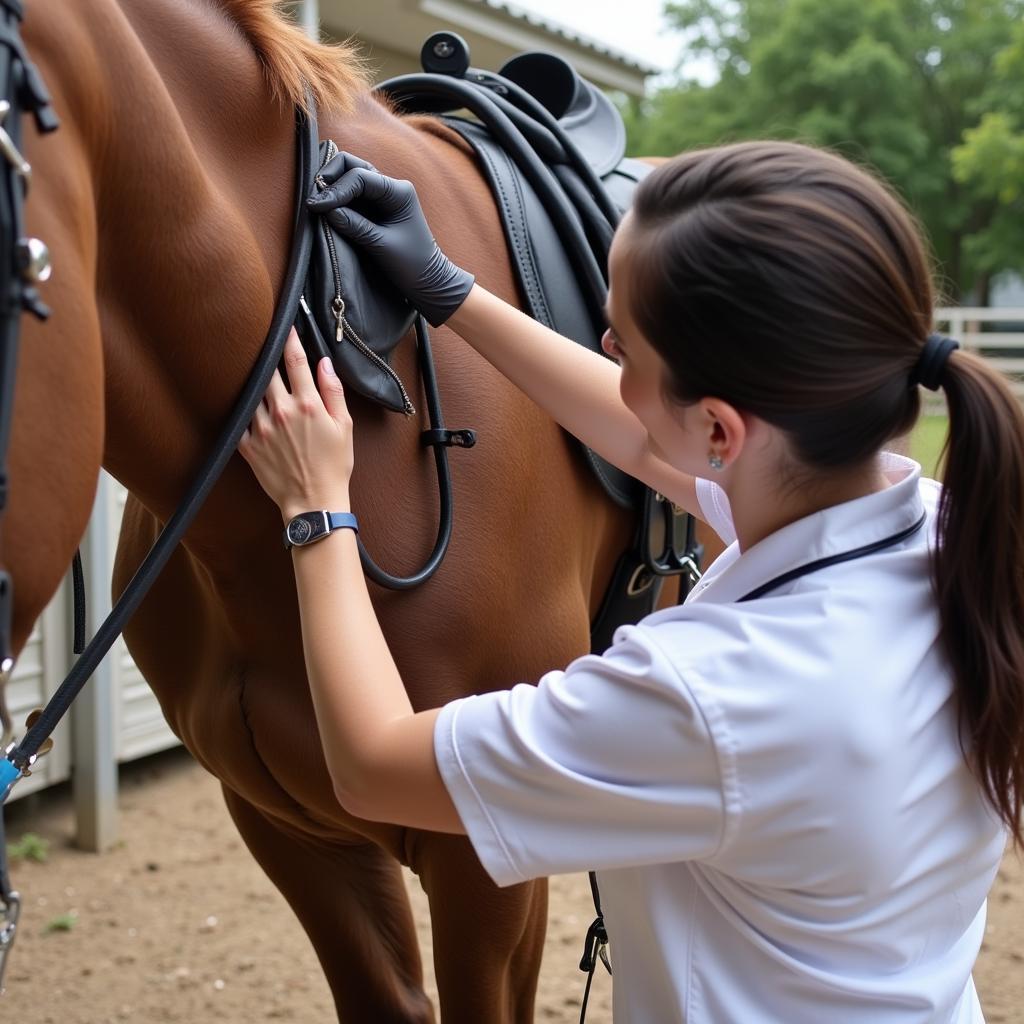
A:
[303, 0, 1024, 309]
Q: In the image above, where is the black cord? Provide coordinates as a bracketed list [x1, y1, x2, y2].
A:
[354, 317, 457, 590]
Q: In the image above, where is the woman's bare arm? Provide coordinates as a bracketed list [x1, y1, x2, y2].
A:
[447, 285, 701, 518]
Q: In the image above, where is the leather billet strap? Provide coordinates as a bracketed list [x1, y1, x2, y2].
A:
[1, 102, 320, 792]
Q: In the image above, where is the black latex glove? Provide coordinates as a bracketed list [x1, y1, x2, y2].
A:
[307, 152, 475, 327]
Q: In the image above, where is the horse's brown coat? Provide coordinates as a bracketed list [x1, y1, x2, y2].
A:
[10, 1, 645, 1019]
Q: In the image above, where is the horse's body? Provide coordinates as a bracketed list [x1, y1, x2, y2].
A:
[12, 1, 634, 1018]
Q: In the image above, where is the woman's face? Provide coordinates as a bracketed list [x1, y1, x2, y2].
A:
[603, 216, 709, 474]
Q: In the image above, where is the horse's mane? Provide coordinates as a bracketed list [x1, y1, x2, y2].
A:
[216, 0, 372, 113]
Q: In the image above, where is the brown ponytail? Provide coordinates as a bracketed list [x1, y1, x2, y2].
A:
[935, 352, 1024, 842]
[627, 140, 1024, 843]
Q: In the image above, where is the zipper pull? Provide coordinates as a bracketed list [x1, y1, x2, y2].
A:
[332, 296, 345, 343]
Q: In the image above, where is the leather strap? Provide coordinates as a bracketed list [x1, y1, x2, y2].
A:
[326, 510, 358, 532]
[0, 0, 59, 988]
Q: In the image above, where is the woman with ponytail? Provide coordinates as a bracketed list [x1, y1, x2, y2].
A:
[238, 140, 1016, 1022]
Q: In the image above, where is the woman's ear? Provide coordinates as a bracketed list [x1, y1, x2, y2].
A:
[700, 398, 746, 469]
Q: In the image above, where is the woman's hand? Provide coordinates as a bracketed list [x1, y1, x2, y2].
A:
[238, 330, 354, 521]
[307, 152, 474, 327]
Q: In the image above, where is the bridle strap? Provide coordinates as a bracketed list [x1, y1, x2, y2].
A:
[0, 0, 59, 989]
[0, 0, 58, 682]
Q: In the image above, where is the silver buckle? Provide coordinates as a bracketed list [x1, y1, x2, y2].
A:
[0, 101, 31, 184]
[2, 741, 34, 780]
[678, 555, 703, 588]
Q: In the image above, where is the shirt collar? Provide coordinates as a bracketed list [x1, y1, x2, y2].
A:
[689, 453, 925, 605]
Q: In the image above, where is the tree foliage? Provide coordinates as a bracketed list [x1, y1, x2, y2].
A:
[951, 18, 1024, 286]
[624, 0, 1024, 301]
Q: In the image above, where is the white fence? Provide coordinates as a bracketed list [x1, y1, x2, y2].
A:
[5, 474, 179, 850]
[935, 307, 1024, 404]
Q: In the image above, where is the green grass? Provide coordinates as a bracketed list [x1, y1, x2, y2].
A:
[6, 832, 49, 863]
[909, 415, 948, 479]
[44, 913, 76, 933]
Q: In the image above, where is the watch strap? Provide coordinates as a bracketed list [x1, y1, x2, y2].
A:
[325, 511, 359, 534]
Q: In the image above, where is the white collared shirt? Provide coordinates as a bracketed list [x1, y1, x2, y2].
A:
[434, 453, 1007, 1022]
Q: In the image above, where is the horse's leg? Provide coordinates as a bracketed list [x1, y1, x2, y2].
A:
[221, 785, 435, 1024]
[406, 830, 548, 1024]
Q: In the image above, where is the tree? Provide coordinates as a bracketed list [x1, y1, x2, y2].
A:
[951, 18, 1024, 295]
[625, 0, 1024, 302]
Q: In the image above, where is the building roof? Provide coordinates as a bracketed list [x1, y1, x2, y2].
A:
[470, 0, 661, 76]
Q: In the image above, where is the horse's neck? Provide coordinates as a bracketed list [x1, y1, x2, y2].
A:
[88, 1, 318, 526]
[39, 0, 444, 566]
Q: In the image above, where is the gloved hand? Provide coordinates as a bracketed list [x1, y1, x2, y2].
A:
[307, 152, 475, 327]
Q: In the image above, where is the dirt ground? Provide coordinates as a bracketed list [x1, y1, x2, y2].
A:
[1, 747, 1022, 1023]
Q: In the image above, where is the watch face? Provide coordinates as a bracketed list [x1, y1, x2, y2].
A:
[288, 517, 313, 545]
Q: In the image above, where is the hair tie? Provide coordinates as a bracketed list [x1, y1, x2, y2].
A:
[910, 333, 959, 391]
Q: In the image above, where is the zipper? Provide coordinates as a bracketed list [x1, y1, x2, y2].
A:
[313, 141, 416, 417]
[315, 140, 344, 340]
[333, 297, 416, 416]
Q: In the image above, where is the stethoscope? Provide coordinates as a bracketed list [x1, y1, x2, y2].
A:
[734, 510, 928, 601]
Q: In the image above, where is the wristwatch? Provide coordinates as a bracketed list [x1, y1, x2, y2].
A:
[283, 510, 359, 550]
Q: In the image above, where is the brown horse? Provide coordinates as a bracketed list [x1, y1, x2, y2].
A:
[8, 0, 645, 1019]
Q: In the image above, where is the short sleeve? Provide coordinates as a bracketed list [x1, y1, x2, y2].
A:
[696, 476, 737, 546]
[433, 626, 728, 887]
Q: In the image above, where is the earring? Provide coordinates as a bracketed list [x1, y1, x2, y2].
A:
[707, 453, 724, 471]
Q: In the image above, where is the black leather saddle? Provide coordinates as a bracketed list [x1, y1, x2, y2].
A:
[299, 32, 702, 644]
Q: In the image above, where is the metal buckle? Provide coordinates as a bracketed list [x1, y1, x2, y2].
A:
[0, 743, 29, 796]
[643, 493, 703, 583]
[676, 554, 703, 588]
[0, 101, 29, 184]
[0, 889, 19, 994]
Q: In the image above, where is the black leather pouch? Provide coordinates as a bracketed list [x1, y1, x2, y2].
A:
[300, 140, 418, 414]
